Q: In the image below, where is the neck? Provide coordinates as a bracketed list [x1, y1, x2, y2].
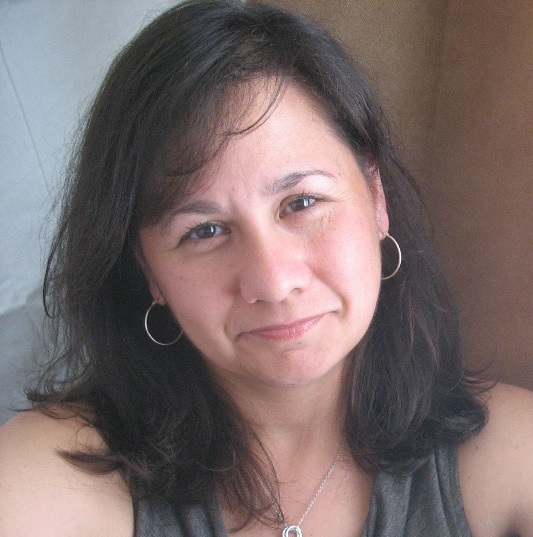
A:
[213, 362, 372, 536]
[212, 360, 348, 479]
[231, 366, 344, 424]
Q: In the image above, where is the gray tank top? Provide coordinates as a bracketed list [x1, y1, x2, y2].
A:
[135, 443, 471, 536]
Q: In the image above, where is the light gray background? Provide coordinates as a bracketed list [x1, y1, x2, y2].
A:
[0, 0, 178, 425]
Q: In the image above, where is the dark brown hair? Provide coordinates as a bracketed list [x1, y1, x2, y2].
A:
[34, 0, 486, 527]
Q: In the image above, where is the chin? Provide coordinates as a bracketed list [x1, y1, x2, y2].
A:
[261, 350, 350, 389]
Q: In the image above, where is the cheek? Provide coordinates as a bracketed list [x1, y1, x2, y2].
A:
[158, 262, 231, 338]
[315, 211, 382, 306]
[319, 209, 381, 272]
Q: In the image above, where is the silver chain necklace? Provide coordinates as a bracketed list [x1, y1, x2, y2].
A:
[267, 439, 345, 537]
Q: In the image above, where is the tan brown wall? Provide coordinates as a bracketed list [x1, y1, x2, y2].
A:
[426, 0, 533, 389]
[276, 0, 533, 389]
[273, 0, 448, 178]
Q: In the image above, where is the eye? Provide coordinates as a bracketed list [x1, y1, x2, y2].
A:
[182, 222, 226, 242]
[281, 194, 321, 216]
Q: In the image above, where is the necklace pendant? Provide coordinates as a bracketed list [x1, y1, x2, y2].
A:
[282, 525, 303, 537]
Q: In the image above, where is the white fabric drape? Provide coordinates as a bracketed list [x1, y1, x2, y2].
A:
[0, 0, 177, 424]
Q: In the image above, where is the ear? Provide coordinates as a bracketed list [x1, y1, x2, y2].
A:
[133, 243, 166, 306]
[369, 169, 389, 238]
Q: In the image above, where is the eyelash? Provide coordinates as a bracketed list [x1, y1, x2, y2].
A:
[281, 191, 324, 215]
[180, 221, 227, 243]
[179, 192, 325, 245]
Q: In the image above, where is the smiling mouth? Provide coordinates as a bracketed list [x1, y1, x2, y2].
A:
[244, 315, 324, 341]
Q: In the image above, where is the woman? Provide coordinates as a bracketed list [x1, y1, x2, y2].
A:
[0, 1, 531, 536]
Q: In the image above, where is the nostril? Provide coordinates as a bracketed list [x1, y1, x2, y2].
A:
[238, 241, 311, 305]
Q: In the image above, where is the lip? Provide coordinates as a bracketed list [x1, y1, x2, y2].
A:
[243, 315, 325, 341]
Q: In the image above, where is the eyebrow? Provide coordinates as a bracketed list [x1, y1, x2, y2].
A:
[265, 168, 336, 196]
[160, 199, 223, 234]
[169, 199, 222, 217]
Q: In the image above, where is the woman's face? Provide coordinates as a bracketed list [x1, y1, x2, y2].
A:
[139, 85, 389, 392]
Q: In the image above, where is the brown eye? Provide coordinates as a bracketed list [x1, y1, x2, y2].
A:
[284, 196, 317, 214]
[187, 223, 224, 240]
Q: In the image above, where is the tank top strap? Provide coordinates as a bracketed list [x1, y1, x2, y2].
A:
[135, 494, 227, 537]
[361, 443, 472, 536]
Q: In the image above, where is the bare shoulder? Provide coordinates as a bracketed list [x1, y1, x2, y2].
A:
[458, 383, 533, 537]
[0, 409, 134, 537]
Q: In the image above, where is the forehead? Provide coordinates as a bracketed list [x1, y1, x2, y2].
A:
[139, 81, 355, 228]
[185, 84, 347, 190]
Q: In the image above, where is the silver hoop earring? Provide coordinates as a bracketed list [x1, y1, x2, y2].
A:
[144, 300, 183, 346]
[381, 232, 402, 280]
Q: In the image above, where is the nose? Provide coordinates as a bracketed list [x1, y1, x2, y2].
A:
[237, 228, 312, 304]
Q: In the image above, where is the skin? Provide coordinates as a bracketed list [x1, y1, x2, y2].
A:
[0, 85, 532, 536]
[139, 84, 388, 403]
